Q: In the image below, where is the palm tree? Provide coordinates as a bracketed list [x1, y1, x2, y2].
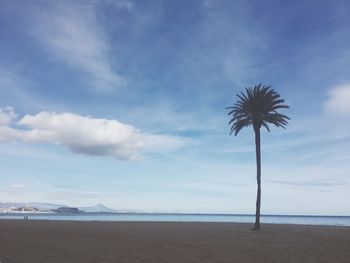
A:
[227, 84, 289, 230]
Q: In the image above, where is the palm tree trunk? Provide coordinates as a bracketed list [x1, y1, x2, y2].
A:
[254, 127, 261, 230]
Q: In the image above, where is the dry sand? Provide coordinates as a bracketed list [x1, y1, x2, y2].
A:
[1, 220, 350, 263]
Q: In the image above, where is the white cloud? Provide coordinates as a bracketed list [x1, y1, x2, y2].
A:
[325, 84, 350, 114]
[0, 107, 17, 125]
[32, 2, 124, 90]
[0, 108, 190, 160]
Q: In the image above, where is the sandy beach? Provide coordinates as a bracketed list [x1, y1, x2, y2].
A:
[1, 220, 349, 263]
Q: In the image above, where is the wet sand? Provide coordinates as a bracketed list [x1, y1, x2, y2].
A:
[1, 220, 350, 263]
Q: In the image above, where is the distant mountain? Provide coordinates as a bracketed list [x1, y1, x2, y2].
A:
[53, 207, 80, 213]
[78, 204, 117, 213]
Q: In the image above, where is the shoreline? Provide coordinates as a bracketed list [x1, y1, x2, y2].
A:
[1, 211, 350, 216]
[1, 220, 350, 262]
[1, 213, 350, 227]
[1, 218, 350, 228]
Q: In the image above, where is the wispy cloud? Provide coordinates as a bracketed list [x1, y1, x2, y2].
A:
[266, 179, 346, 188]
[0, 68, 66, 111]
[99, 0, 134, 11]
[31, 2, 124, 90]
[0, 107, 191, 160]
[110, 102, 224, 133]
[325, 84, 350, 115]
[0, 184, 26, 195]
[46, 189, 101, 201]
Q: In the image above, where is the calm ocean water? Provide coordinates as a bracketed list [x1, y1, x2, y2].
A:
[1, 213, 350, 226]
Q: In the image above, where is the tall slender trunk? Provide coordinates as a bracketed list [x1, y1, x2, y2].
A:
[254, 127, 261, 230]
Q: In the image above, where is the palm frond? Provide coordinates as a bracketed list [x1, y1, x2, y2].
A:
[227, 84, 289, 135]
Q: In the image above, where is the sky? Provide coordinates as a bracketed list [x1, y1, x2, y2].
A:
[0, 0, 350, 215]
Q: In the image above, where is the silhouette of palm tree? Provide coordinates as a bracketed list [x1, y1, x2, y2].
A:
[227, 84, 289, 230]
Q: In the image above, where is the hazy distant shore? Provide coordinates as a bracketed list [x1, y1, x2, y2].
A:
[1, 220, 349, 263]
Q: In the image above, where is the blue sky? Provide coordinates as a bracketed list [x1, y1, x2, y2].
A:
[0, 0, 350, 215]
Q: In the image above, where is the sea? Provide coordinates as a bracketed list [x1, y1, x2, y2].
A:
[0, 213, 350, 226]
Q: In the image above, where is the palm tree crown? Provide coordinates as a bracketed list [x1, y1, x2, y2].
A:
[227, 84, 290, 135]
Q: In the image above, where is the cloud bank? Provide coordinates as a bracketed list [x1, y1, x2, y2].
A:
[0, 108, 190, 160]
